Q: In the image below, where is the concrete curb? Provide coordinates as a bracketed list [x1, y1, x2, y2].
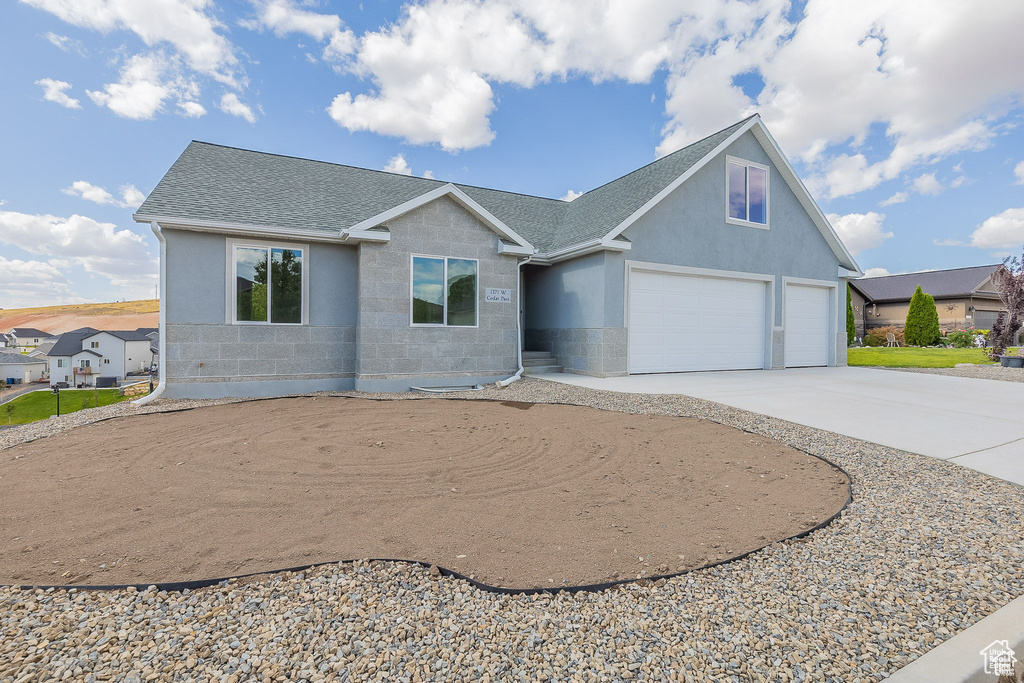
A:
[883, 594, 1024, 682]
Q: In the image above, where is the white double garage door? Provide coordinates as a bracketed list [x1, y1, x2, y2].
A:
[628, 268, 833, 373]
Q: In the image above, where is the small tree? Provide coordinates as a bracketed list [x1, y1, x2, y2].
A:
[905, 285, 940, 346]
[846, 284, 856, 345]
[989, 247, 1024, 358]
[4, 403, 13, 425]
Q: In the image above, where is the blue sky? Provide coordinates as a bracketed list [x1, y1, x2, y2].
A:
[1, 0, 1023, 307]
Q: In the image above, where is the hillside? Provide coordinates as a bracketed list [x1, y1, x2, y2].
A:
[0, 300, 159, 335]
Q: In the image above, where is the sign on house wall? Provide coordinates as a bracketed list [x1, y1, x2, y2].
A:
[485, 288, 512, 303]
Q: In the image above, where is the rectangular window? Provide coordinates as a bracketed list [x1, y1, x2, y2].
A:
[80, 360, 90, 368]
[90, 341, 99, 348]
[103, 358, 110, 364]
[726, 157, 769, 227]
[411, 256, 478, 326]
[232, 244, 305, 324]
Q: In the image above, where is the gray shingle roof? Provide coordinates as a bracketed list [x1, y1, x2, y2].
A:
[9, 327, 51, 338]
[137, 117, 757, 253]
[49, 329, 99, 357]
[0, 352, 48, 365]
[88, 329, 153, 342]
[851, 264, 1001, 302]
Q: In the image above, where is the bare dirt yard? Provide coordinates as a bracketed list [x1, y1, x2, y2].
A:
[0, 397, 849, 589]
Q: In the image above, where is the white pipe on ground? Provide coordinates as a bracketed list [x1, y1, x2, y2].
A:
[133, 222, 167, 406]
[497, 253, 535, 388]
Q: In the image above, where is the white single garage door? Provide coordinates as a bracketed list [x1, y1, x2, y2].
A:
[784, 284, 831, 367]
[629, 270, 767, 373]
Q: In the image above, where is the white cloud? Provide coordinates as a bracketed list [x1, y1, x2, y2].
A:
[322, 0, 1023, 198]
[0, 210, 157, 295]
[826, 211, 893, 256]
[421, 169, 435, 180]
[879, 191, 908, 207]
[62, 181, 146, 208]
[23, 0, 239, 85]
[561, 189, 584, 202]
[218, 93, 257, 123]
[85, 52, 204, 120]
[119, 185, 146, 208]
[862, 267, 891, 278]
[246, 0, 356, 62]
[0, 255, 76, 308]
[968, 207, 1024, 250]
[1015, 161, 1024, 185]
[382, 154, 412, 175]
[35, 78, 81, 109]
[911, 172, 943, 196]
[43, 32, 84, 54]
[62, 181, 115, 205]
[178, 100, 207, 118]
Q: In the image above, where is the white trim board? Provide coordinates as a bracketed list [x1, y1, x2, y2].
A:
[602, 117, 861, 275]
[345, 184, 534, 254]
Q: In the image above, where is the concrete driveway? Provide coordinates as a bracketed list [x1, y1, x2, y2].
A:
[537, 366, 1024, 487]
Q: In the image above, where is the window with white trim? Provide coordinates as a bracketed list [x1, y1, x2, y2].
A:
[90, 341, 99, 348]
[727, 157, 769, 227]
[411, 256, 478, 326]
[232, 244, 305, 324]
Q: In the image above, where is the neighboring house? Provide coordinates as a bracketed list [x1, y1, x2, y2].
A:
[28, 342, 55, 358]
[80, 330, 156, 377]
[0, 352, 48, 385]
[47, 328, 99, 387]
[849, 264, 1006, 338]
[134, 114, 860, 399]
[0, 333, 12, 348]
[8, 327, 52, 349]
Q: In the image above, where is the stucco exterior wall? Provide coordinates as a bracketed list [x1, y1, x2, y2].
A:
[161, 227, 357, 397]
[355, 195, 519, 391]
[525, 129, 842, 375]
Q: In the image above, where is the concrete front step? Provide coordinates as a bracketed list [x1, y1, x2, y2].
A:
[522, 357, 558, 367]
[522, 350, 555, 360]
[522, 364, 563, 375]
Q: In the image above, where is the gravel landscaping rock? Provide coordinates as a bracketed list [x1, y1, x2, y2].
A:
[881, 364, 1024, 383]
[2, 377, 1023, 682]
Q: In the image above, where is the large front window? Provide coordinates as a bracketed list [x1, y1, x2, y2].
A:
[727, 157, 769, 227]
[233, 244, 304, 324]
[411, 256, 478, 326]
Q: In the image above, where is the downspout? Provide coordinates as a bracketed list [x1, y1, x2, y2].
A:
[496, 252, 535, 388]
[133, 221, 166, 405]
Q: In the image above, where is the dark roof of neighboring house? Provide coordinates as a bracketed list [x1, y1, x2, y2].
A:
[0, 352, 48, 365]
[48, 329, 99, 357]
[86, 329, 154, 341]
[9, 327, 51, 338]
[137, 116, 756, 253]
[851, 264, 1002, 303]
[135, 327, 158, 335]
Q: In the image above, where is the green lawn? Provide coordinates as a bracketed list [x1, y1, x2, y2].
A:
[0, 388, 130, 425]
[847, 347, 1019, 368]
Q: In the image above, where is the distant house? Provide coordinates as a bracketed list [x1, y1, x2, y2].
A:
[849, 265, 1006, 338]
[0, 352, 48, 385]
[7, 327, 52, 349]
[27, 342, 55, 358]
[47, 327, 155, 387]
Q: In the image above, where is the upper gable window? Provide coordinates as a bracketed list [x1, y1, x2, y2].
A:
[726, 156, 769, 228]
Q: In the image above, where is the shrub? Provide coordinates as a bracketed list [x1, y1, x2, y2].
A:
[846, 284, 856, 345]
[945, 328, 975, 348]
[864, 326, 905, 347]
[905, 286, 941, 346]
